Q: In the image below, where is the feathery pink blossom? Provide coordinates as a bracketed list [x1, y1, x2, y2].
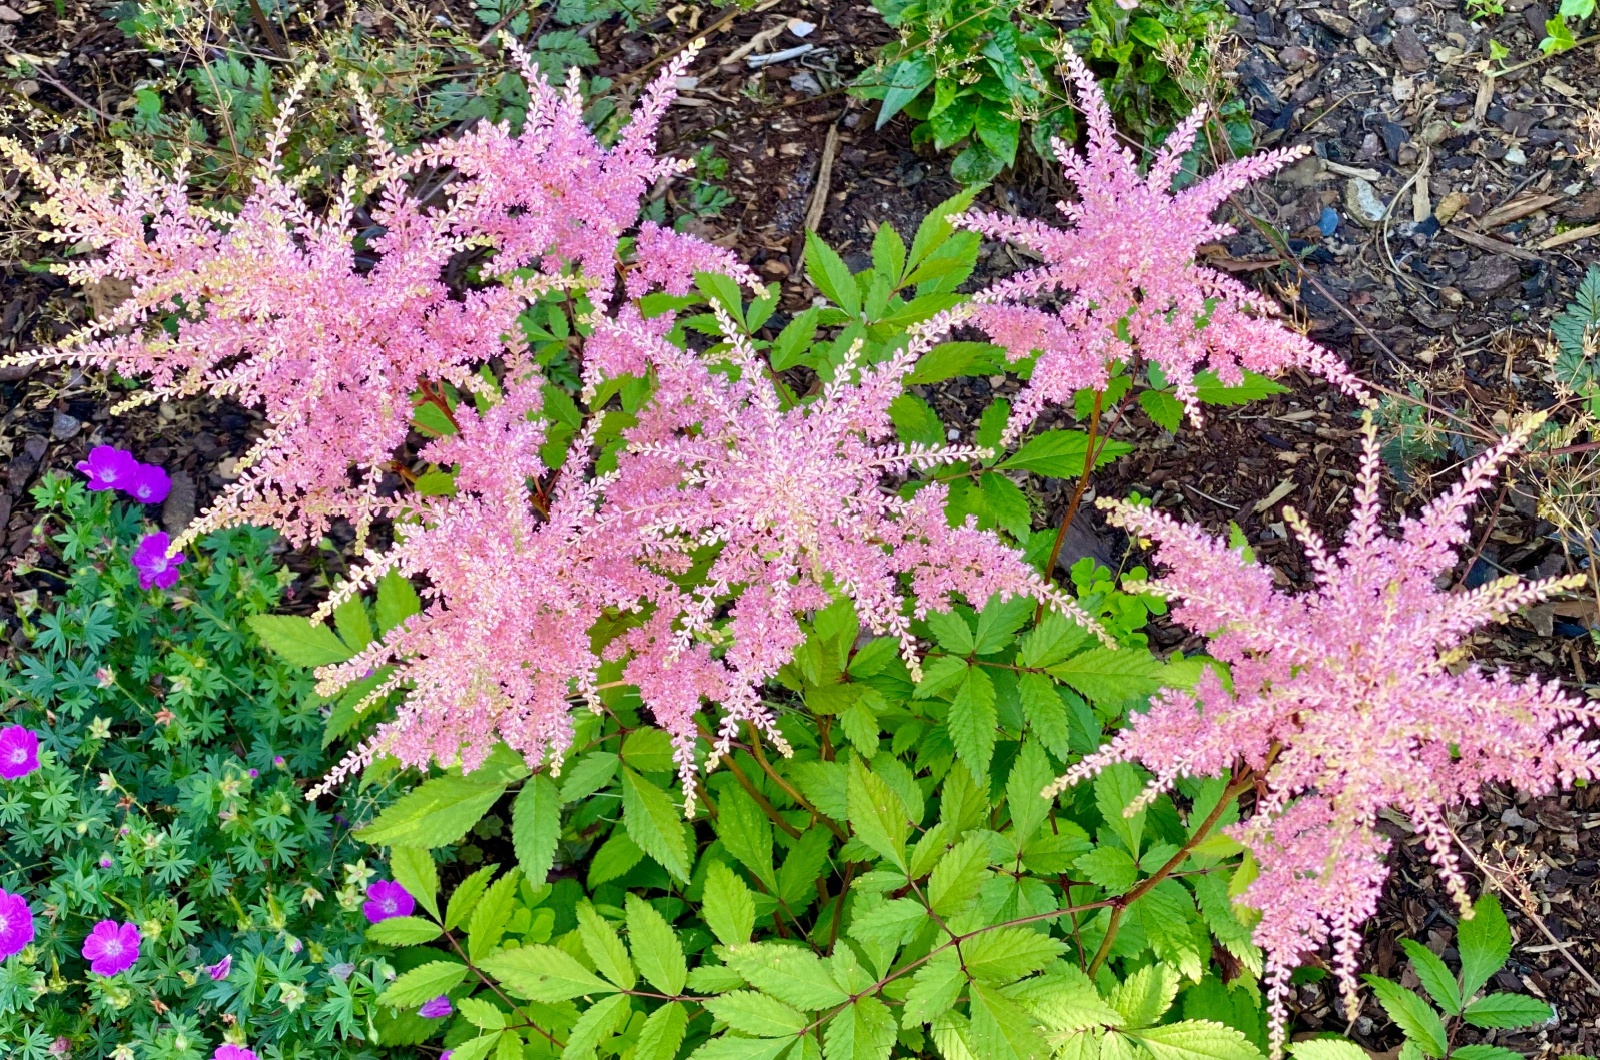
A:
[1048, 416, 1600, 1053]
[955, 48, 1366, 442]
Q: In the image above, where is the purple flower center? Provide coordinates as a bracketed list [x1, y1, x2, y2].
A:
[7, 748, 23, 764]
[381, 897, 397, 914]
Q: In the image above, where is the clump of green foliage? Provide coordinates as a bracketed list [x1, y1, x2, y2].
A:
[1361, 894, 1555, 1060]
[855, 0, 1236, 184]
[0, 474, 404, 1060]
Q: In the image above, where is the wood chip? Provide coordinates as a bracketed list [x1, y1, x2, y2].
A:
[1537, 222, 1600, 250]
[803, 123, 838, 236]
[1443, 224, 1542, 262]
[1475, 192, 1565, 230]
[1253, 478, 1297, 514]
[1323, 160, 1383, 181]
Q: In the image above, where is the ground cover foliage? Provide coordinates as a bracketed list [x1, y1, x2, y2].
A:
[0, 11, 1594, 1060]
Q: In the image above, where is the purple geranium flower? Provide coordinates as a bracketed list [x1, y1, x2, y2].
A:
[362, 880, 414, 923]
[76, 446, 139, 492]
[0, 726, 39, 780]
[125, 464, 171, 504]
[206, 953, 232, 981]
[130, 532, 185, 590]
[418, 995, 453, 1019]
[214, 1047, 258, 1060]
[82, 920, 140, 976]
[0, 889, 35, 959]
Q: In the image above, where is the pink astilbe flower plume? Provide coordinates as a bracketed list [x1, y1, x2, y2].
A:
[955, 48, 1366, 442]
[1046, 414, 1600, 1054]
[0, 45, 724, 550]
[603, 309, 1111, 766]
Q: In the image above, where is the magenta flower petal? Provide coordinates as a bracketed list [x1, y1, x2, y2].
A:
[0, 726, 39, 780]
[130, 532, 185, 591]
[75, 446, 139, 491]
[213, 1046, 258, 1060]
[0, 889, 35, 959]
[206, 953, 232, 981]
[82, 919, 140, 976]
[418, 995, 453, 1019]
[126, 464, 172, 504]
[361, 880, 415, 923]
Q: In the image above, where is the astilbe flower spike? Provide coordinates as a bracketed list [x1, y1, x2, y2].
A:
[954, 48, 1367, 443]
[1045, 415, 1600, 1054]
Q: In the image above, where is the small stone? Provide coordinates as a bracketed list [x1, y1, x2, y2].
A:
[1392, 25, 1429, 71]
[1435, 190, 1470, 223]
[159, 401, 178, 422]
[1439, 285, 1465, 307]
[786, 17, 815, 36]
[161, 470, 197, 535]
[1380, 120, 1410, 161]
[1319, 206, 1340, 236]
[1504, 145, 1527, 165]
[788, 71, 822, 96]
[1278, 154, 1326, 188]
[1393, 4, 1421, 22]
[1420, 119, 1452, 145]
[216, 457, 240, 481]
[1306, 7, 1358, 36]
[1460, 254, 1520, 299]
[50, 411, 81, 440]
[1344, 178, 1388, 225]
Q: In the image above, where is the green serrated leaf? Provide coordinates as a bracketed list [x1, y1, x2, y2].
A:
[846, 758, 909, 870]
[626, 893, 687, 995]
[478, 945, 618, 1002]
[1461, 992, 1553, 1029]
[1363, 978, 1448, 1057]
[512, 774, 561, 887]
[1458, 892, 1512, 1002]
[389, 847, 440, 921]
[357, 774, 509, 849]
[703, 860, 757, 946]
[246, 613, 353, 667]
[704, 991, 808, 1037]
[379, 960, 469, 1008]
[635, 1001, 689, 1060]
[961, 928, 1065, 984]
[1110, 963, 1179, 1030]
[824, 995, 897, 1060]
[577, 900, 636, 990]
[468, 868, 521, 962]
[726, 943, 850, 1010]
[621, 767, 690, 881]
[1130, 1020, 1265, 1060]
[948, 666, 997, 781]
[1399, 939, 1461, 1015]
[969, 982, 1049, 1060]
[366, 916, 443, 946]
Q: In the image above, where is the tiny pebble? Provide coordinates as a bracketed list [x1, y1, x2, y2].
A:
[50, 411, 81, 440]
[1318, 206, 1339, 237]
[787, 17, 816, 36]
[946, 428, 961, 441]
[1393, 5, 1421, 23]
[1504, 146, 1527, 165]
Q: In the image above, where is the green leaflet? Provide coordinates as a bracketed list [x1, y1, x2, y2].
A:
[626, 894, 687, 995]
[948, 666, 998, 781]
[246, 613, 355, 667]
[1457, 892, 1512, 1002]
[621, 767, 690, 881]
[703, 860, 757, 946]
[725, 944, 850, 1010]
[1362, 978, 1448, 1057]
[356, 773, 510, 849]
[846, 758, 910, 870]
[703, 991, 808, 1037]
[577, 900, 636, 989]
[478, 945, 618, 1002]
[634, 1002, 689, 1060]
[378, 960, 469, 1008]
[467, 868, 521, 962]
[512, 774, 560, 886]
[389, 846, 440, 920]
[823, 995, 896, 1060]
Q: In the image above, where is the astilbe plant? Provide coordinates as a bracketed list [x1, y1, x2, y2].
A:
[1048, 416, 1600, 1052]
[954, 48, 1368, 442]
[8, 43, 1100, 809]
